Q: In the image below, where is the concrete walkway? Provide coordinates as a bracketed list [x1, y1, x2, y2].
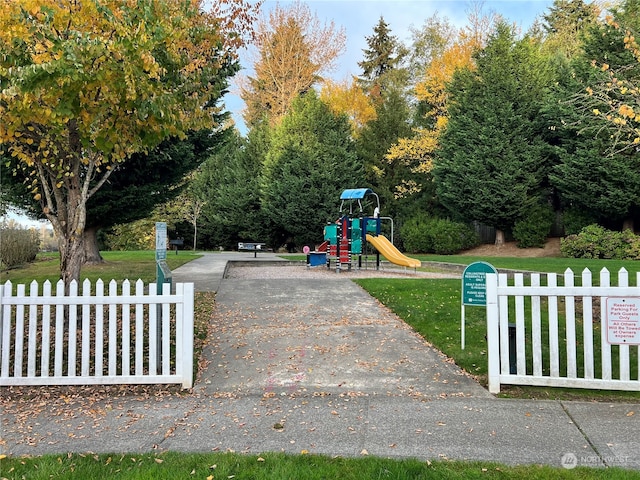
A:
[1, 252, 639, 470]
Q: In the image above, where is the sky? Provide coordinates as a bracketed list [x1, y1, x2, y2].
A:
[225, 0, 557, 131]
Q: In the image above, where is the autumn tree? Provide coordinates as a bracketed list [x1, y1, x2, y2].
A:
[319, 78, 377, 138]
[0, 0, 257, 286]
[407, 14, 457, 84]
[3, 127, 227, 264]
[241, 1, 346, 127]
[385, 7, 493, 202]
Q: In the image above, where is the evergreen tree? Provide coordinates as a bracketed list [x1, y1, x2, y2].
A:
[357, 16, 406, 94]
[434, 22, 550, 245]
[356, 86, 412, 218]
[355, 17, 412, 219]
[546, 0, 640, 230]
[540, 0, 599, 58]
[197, 127, 265, 250]
[260, 91, 362, 250]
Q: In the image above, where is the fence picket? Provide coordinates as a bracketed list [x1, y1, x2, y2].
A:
[95, 280, 104, 376]
[41, 281, 52, 377]
[135, 280, 144, 376]
[108, 280, 118, 376]
[514, 274, 526, 375]
[564, 269, 577, 378]
[498, 273, 510, 376]
[68, 281, 78, 377]
[27, 281, 39, 378]
[162, 282, 171, 375]
[618, 268, 631, 381]
[82, 279, 91, 377]
[547, 274, 560, 378]
[14, 283, 25, 377]
[1, 282, 13, 378]
[600, 269, 612, 381]
[122, 280, 131, 376]
[54, 280, 65, 376]
[581, 269, 594, 379]
[149, 283, 157, 376]
[0, 279, 194, 388]
[531, 274, 542, 377]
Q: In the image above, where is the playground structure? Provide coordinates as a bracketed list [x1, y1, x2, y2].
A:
[309, 188, 420, 271]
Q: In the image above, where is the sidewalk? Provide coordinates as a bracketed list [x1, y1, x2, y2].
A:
[1, 252, 639, 470]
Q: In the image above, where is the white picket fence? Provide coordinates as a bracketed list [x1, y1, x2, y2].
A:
[0, 279, 194, 389]
[486, 268, 640, 394]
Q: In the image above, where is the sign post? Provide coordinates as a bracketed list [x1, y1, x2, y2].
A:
[155, 222, 168, 372]
[461, 261, 497, 349]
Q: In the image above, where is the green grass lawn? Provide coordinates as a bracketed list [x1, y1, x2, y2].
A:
[416, 254, 640, 277]
[1, 451, 635, 480]
[0, 250, 201, 285]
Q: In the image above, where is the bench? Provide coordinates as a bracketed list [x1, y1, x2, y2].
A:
[238, 242, 267, 258]
[169, 238, 184, 254]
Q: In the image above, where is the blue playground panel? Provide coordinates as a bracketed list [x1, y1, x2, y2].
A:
[307, 252, 327, 267]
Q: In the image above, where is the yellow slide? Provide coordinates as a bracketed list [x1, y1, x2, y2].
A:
[366, 234, 421, 268]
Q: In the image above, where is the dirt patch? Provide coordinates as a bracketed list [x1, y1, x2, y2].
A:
[460, 237, 562, 258]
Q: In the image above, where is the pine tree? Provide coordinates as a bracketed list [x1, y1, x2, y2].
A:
[357, 16, 406, 94]
[434, 22, 550, 245]
[260, 91, 362, 249]
[546, 0, 640, 230]
[541, 0, 600, 57]
[197, 128, 264, 249]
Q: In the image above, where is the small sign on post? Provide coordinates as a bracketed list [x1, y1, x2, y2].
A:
[605, 297, 640, 345]
[155, 222, 167, 261]
[461, 261, 497, 349]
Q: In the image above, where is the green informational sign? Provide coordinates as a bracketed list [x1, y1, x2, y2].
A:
[462, 261, 497, 306]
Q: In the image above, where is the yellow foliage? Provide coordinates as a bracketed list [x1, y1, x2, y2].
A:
[386, 34, 475, 193]
[320, 78, 376, 137]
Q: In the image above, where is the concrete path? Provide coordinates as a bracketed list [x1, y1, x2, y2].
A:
[1, 252, 639, 470]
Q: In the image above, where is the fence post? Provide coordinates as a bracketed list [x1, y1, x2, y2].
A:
[181, 283, 194, 389]
[486, 273, 500, 394]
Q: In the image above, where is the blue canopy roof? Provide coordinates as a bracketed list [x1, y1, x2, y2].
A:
[340, 188, 373, 200]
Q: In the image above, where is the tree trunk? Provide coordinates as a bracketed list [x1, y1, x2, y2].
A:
[83, 226, 104, 265]
[495, 229, 505, 246]
[59, 232, 85, 289]
[193, 221, 197, 251]
[622, 219, 634, 232]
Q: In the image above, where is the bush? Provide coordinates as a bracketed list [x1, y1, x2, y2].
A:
[401, 215, 479, 254]
[562, 208, 598, 236]
[560, 224, 640, 259]
[0, 225, 40, 269]
[513, 204, 554, 248]
[400, 214, 433, 253]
